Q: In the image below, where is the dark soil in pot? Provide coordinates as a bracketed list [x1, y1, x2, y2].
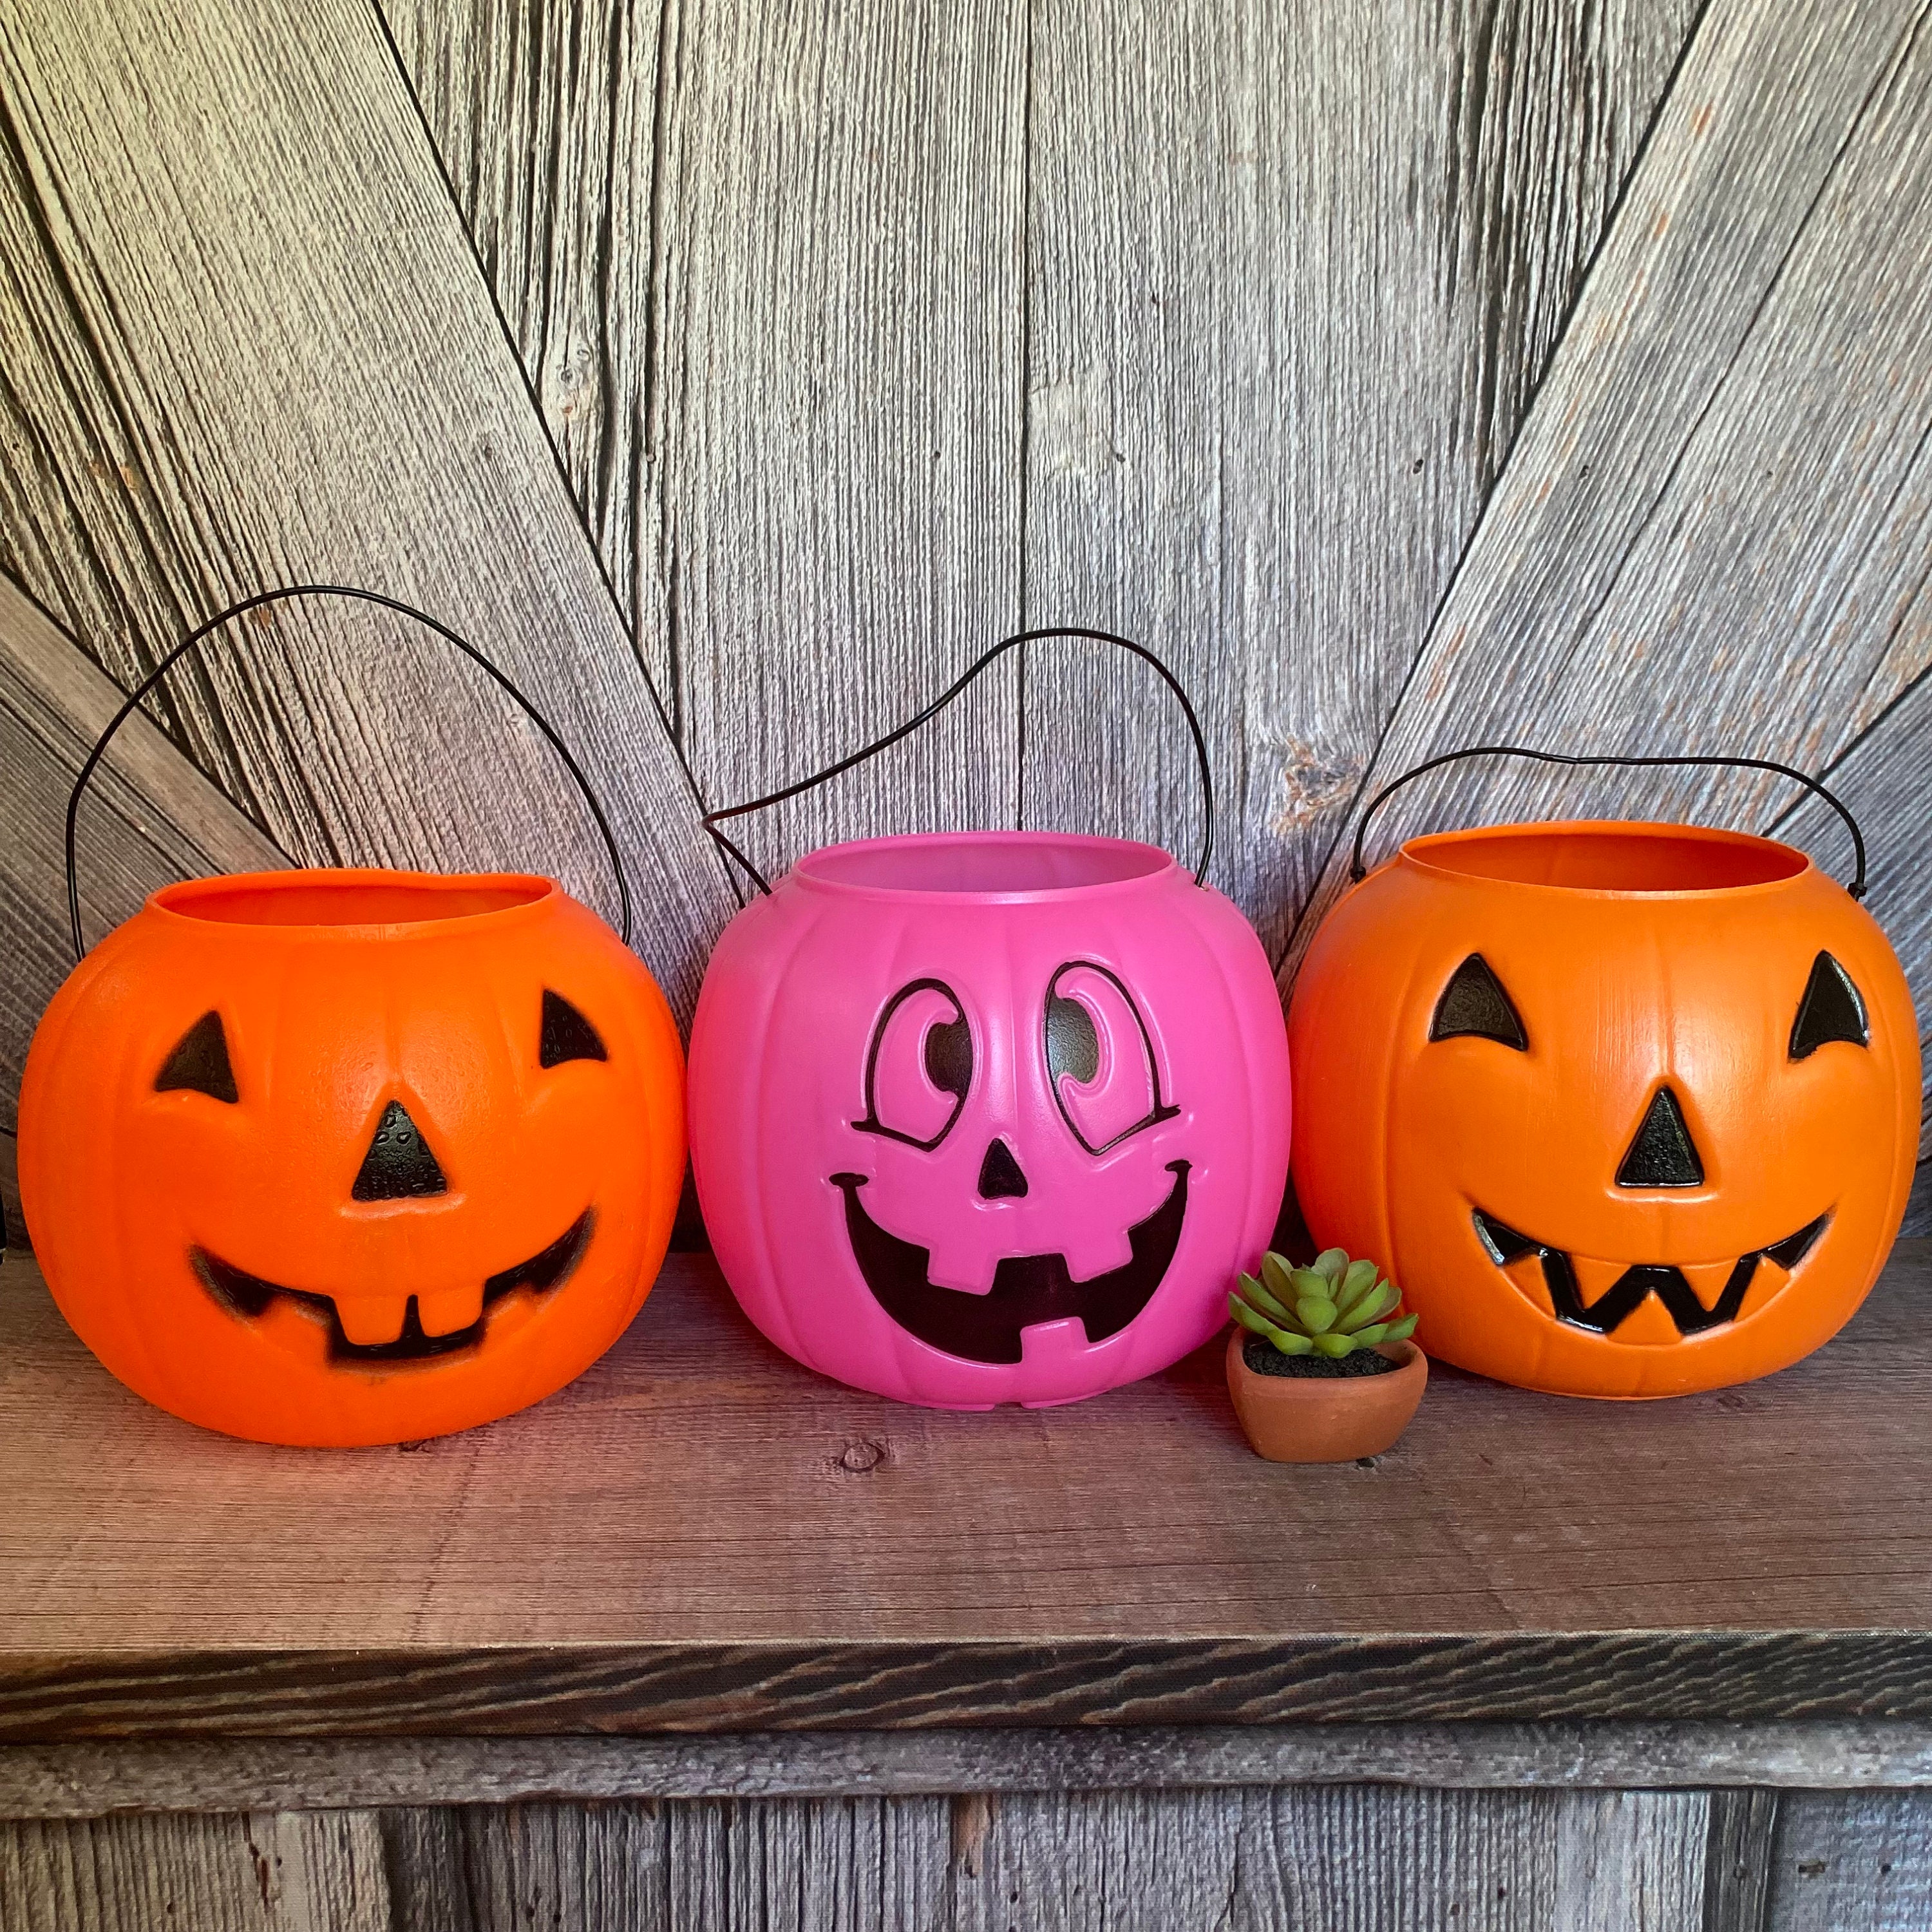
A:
[1242, 1337, 1397, 1378]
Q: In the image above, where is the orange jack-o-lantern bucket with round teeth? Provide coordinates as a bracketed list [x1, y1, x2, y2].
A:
[1288, 748, 1920, 1400]
[17, 589, 685, 1445]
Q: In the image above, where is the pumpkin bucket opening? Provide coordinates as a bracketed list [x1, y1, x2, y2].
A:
[1403, 822, 1808, 894]
[795, 831, 1173, 900]
[154, 871, 553, 929]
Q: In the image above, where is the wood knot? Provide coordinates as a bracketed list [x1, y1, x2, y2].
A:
[835, 1438, 887, 1474]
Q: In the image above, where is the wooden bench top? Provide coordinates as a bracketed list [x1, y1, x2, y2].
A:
[1, 1241, 1927, 1739]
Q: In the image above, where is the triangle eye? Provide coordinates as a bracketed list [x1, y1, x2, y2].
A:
[154, 1010, 238, 1102]
[540, 990, 608, 1068]
[1430, 954, 1528, 1050]
[1790, 951, 1868, 1058]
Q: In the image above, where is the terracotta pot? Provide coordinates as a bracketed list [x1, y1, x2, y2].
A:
[1224, 1332, 1428, 1462]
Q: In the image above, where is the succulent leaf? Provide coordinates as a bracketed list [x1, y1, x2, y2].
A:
[1351, 1321, 1389, 1346]
[1294, 1296, 1338, 1333]
[1336, 1259, 1379, 1311]
[1231, 1293, 1314, 1356]
[1260, 1253, 1296, 1303]
[1312, 1248, 1349, 1283]
[1383, 1312, 1419, 1343]
[1238, 1273, 1296, 1325]
[1313, 1331, 1356, 1357]
[1337, 1283, 1396, 1332]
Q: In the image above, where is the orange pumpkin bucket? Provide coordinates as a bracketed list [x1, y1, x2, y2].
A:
[17, 589, 685, 1446]
[1288, 750, 1920, 1399]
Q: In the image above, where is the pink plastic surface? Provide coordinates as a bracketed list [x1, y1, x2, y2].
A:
[688, 831, 1292, 1407]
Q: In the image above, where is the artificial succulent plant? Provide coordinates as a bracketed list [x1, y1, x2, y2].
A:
[1231, 1247, 1417, 1359]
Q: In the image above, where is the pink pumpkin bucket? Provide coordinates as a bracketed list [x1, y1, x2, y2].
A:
[688, 631, 1291, 1408]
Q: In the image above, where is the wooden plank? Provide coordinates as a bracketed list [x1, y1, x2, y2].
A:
[11, 1723, 1932, 1819]
[0, 1242, 1929, 1738]
[949, 1787, 1243, 1931]
[382, 1801, 672, 1932]
[1287, 0, 1932, 972]
[376, 0, 669, 697]
[1018, 0, 1698, 946]
[1767, 1792, 1932, 1931]
[390, 0, 1033, 876]
[649, 0, 1030, 876]
[0, 573, 286, 1175]
[1768, 653, 1932, 1231]
[1235, 1786, 1562, 1929]
[0, 0, 729, 1012]
[0, 1810, 390, 1932]
[667, 1796, 949, 1932]
[1706, 1791, 1781, 1932]
[1549, 1790, 1708, 1931]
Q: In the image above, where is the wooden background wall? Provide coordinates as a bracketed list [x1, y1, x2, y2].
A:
[3, 0, 1930, 1242]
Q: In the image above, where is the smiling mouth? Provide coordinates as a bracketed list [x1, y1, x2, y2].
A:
[828, 1162, 1189, 1366]
[191, 1209, 595, 1365]
[1473, 1208, 1828, 1338]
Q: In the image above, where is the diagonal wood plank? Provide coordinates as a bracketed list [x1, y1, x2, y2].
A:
[0, 572, 285, 1248]
[377, 0, 669, 696]
[1288, 0, 1932, 973]
[0, 0, 730, 1014]
[386, 0, 1030, 883]
[1772, 643, 1932, 1231]
[1016, 0, 1700, 942]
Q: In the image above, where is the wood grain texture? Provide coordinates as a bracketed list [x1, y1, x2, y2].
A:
[0, 1242, 1928, 1737]
[390, 0, 1032, 881]
[1018, 0, 1700, 948]
[1771, 658, 1932, 1232]
[1287, 0, 1932, 973]
[0, 0, 730, 1012]
[1706, 1790, 1781, 1932]
[14, 1721, 1932, 1818]
[0, 1788, 1744, 1931]
[376, 0, 668, 694]
[649, 0, 1029, 879]
[0, 574, 285, 1164]
[0, 1810, 390, 1932]
[1768, 1792, 1932, 1931]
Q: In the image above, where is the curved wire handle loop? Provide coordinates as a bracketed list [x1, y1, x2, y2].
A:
[66, 584, 633, 958]
[1349, 745, 1868, 900]
[701, 627, 1216, 893]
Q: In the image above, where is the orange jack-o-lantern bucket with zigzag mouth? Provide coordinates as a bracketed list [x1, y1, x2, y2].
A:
[1288, 748, 1920, 1400]
[17, 588, 685, 1446]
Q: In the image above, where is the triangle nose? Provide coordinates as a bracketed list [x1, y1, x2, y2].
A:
[977, 1137, 1029, 1200]
[1616, 1086, 1705, 1189]
[352, 1099, 449, 1201]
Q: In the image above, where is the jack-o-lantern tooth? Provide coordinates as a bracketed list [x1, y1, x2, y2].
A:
[330, 1294, 414, 1347]
[415, 1282, 487, 1338]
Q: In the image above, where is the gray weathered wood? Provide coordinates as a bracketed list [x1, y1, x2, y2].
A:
[1018, 0, 1699, 943]
[0, 0, 729, 1012]
[0, 1810, 390, 1932]
[3, 1244, 1931, 1742]
[0, 574, 285, 1165]
[11, 1722, 1932, 1820]
[376, 0, 669, 696]
[1771, 656, 1932, 1231]
[1768, 1792, 1932, 1931]
[390, 0, 1030, 881]
[1288, 0, 1932, 972]
[1706, 1791, 1782, 1932]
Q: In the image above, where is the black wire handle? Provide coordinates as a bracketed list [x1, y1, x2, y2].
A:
[1349, 745, 1868, 900]
[66, 584, 633, 958]
[701, 627, 1216, 894]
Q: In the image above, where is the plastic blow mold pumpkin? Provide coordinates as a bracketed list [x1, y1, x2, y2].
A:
[688, 830, 1291, 1408]
[19, 869, 686, 1445]
[1289, 819, 1919, 1399]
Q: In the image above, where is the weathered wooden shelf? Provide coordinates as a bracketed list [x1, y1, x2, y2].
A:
[1, 1242, 1928, 1747]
